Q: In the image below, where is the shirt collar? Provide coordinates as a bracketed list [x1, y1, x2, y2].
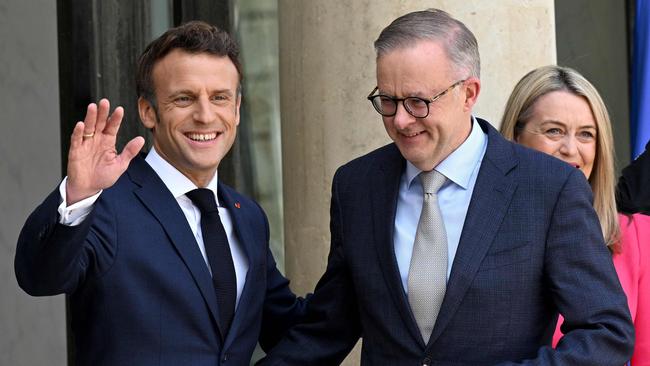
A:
[145, 147, 220, 202]
[406, 116, 486, 190]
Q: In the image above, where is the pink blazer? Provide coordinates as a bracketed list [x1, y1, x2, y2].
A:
[554, 213, 650, 364]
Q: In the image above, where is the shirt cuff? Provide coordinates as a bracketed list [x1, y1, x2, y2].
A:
[57, 177, 102, 226]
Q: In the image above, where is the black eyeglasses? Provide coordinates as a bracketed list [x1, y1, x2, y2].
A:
[367, 79, 466, 118]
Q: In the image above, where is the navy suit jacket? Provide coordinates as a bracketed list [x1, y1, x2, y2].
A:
[15, 155, 306, 366]
[261, 119, 634, 365]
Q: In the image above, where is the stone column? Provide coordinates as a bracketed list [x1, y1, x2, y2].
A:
[0, 1, 66, 365]
[278, 1, 555, 364]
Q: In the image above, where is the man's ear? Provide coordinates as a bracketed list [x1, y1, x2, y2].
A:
[234, 94, 241, 126]
[462, 77, 481, 112]
[138, 97, 157, 129]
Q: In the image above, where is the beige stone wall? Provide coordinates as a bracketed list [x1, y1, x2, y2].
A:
[278, 1, 556, 364]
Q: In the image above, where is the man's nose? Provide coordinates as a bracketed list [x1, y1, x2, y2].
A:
[392, 101, 415, 129]
[193, 97, 215, 123]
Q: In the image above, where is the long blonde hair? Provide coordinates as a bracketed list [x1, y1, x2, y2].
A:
[500, 65, 620, 250]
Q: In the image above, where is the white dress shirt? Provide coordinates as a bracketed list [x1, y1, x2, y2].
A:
[394, 117, 487, 294]
[57, 147, 249, 307]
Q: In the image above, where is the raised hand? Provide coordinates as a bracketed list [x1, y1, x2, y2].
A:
[66, 99, 145, 205]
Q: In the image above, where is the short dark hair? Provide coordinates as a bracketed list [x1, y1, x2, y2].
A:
[136, 21, 242, 107]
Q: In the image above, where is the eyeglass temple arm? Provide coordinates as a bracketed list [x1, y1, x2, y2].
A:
[367, 86, 379, 99]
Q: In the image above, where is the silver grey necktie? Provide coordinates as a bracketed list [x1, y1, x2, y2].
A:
[407, 169, 448, 345]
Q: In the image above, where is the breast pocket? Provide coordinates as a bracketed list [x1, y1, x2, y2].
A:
[478, 241, 532, 271]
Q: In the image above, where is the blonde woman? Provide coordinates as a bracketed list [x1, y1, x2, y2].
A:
[500, 65, 649, 364]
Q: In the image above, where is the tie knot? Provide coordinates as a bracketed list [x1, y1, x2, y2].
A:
[186, 188, 219, 214]
[420, 170, 446, 194]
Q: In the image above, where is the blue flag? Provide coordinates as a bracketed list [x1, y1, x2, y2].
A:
[632, 0, 650, 158]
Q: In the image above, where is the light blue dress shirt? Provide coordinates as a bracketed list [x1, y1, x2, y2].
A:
[394, 117, 488, 295]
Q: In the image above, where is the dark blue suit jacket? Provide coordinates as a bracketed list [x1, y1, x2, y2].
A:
[261, 119, 634, 365]
[15, 155, 306, 366]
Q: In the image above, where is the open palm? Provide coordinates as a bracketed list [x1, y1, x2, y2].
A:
[66, 99, 145, 205]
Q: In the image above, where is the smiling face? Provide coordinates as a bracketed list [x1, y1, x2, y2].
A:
[376, 40, 479, 171]
[139, 49, 241, 187]
[515, 90, 597, 179]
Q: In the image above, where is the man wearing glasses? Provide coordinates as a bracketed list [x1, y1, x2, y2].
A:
[260, 9, 633, 365]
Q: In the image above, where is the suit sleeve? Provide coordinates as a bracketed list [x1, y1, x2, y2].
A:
[257, 202, 311, 350]
[498, 169, 635, 365]
[258, 168, 362, 365]
[14, 187, 114, 296]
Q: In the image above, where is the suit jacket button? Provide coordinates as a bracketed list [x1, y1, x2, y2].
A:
[422, 356, 432, 366]
[222, 353, 229, 362]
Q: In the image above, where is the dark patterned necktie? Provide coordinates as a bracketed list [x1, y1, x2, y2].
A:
[186, 188, 236, 337]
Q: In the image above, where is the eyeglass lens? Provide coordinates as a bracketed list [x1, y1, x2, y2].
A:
[372, 96, 429, 118]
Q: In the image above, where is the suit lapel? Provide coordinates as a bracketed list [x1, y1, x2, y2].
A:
[216, 183, 260, 349]
[427, 120, 518, 347]
[371, 145, 425, 346]
[128, 157, 222, 337]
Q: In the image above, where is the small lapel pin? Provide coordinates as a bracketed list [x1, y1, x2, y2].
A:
[234, 202, 241, 209]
